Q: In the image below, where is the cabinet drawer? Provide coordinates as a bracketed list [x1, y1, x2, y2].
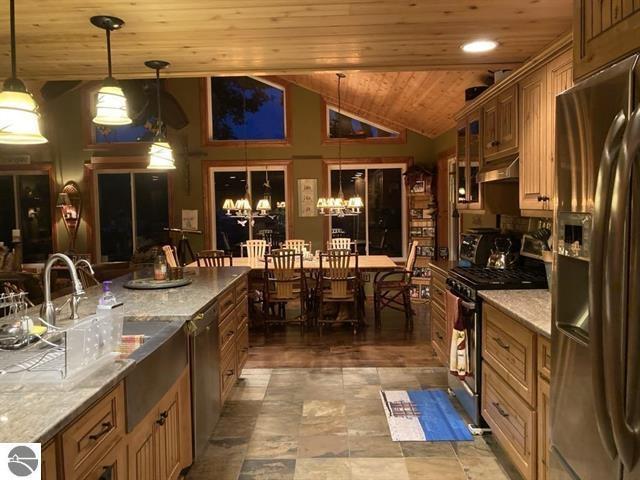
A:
[61, 383, 125, 479]
[236, 323, 249, 374]
[219, 312, 236, 353]
[483, 303, 536, 405]
[482, 362, 536, 480]
[431, 306, 448, 365]
[430, 275, 446, 312]
[218, 288, 235, 321]
[220, 345, 237, 402]
[235, 277, 248, 304]
[234, 301, 248, 332]
[79, 440, 126, 480]
[537, 336, 551, 381]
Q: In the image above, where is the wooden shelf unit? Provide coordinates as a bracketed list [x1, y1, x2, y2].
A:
[408, 175, 437, 303]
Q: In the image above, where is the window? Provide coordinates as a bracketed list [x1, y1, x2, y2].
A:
[207, 76, 287, 142]
[94, 171, 169, 261]
[328, 163, 406, 259]
[327, 106, 400, 140]
[209, 166, 287, 256]
[0, 172, 53, 263]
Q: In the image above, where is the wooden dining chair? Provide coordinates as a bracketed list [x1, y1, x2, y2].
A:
[196, 250, 233, 267]
[283, 239, 311, 253]
[316, 249, 360, 334]
[373, 240, 418, 331]
[245, 240, 268, 260]
[262, 249, 308, 333]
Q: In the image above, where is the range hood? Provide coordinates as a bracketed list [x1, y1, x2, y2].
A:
[477, 156, 519, 183]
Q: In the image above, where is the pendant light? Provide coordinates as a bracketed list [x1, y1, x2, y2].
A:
[317, 73, 362, 216]
[145, 60, 175, 170]
[255, 165, 272, 215]
[91, 15, 131, 126]
[0, 0, 48, 145]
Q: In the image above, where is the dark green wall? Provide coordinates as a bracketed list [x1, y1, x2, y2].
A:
[2, 78, 438, 257]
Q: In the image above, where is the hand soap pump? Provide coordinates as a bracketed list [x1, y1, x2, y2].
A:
[98, 281, 119, 309]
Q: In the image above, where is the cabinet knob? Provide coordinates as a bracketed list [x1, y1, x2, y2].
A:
[537, 195, 550, 202]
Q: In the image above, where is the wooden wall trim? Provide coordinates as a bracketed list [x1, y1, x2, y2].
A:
[201, 158, 294, 250]
[455, 32, 572, 120]
[199, 76, 294, 148]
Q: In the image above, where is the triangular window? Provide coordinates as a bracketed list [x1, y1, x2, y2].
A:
[327, 106, 399, 139]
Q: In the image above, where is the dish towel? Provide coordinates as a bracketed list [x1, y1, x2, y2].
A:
[446, 291, 469, 379]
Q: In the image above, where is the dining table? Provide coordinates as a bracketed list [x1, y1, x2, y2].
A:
[187, 254, 399, 271]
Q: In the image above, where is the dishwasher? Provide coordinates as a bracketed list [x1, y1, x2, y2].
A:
[189, 300, 220, 459]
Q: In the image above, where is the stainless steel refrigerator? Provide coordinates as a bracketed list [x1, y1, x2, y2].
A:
[551, 54, 640, 480]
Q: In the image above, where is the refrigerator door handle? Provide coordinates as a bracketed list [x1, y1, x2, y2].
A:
[605, 104, 640, 471]
[589, 109, 627, 461]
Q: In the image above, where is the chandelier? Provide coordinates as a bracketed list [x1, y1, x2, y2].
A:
[317, 73, 363, 217]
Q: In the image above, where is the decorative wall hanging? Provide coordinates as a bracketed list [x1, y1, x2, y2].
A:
[297, 179, 318, 217]
[57, 181, 82, 252]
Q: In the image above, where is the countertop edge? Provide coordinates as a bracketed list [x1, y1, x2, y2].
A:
[478, 290, 552, 339]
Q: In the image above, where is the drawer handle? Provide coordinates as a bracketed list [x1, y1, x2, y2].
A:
[492, 401, 510, 418]
[156, 410, 169, 426]
[493, 337, 510, 350]
[436, 332, 444, 340]
[225, 369, 235, 377]
[193, 313, 204, 321]
[89, 422, 113, 441]
[226, 330, 235, 339]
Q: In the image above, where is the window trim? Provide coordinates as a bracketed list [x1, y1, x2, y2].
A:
[321, 99, 407, 145]
[322, 157, 412, 261]
[202, 159, 293, 250]
[82, 84, 154, 153]
[0, 163, 57, 264]
[85, 157, 174, 262]
[200, 76, 293, 148]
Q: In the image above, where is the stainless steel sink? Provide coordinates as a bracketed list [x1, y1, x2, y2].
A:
[122, 319, 188, 431]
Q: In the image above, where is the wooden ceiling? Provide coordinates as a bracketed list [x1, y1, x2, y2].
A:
[1, 0, 572, 80]
[283, 70, 489, 138]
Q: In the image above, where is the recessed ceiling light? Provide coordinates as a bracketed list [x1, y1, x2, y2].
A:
[461, 40, 498, 53]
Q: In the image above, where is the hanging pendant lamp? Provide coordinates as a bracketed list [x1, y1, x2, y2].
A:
[255, 165, 272, 215]
[0, 0, 48, 145]
[145, 60, 175, 170]
[317, 73, 361, 216]
[91, 15, 131, 126]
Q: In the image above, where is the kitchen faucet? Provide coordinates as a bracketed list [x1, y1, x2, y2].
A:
[40, 253, 86, 326]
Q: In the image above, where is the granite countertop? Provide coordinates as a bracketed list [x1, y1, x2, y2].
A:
[0, 267, 250, 444]
[478, 289, 552, 338]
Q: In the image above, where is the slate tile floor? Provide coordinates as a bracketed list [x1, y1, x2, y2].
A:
[186, 367, 522, 480]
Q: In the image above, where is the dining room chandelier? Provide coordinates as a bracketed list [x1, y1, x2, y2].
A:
[90, 15, 132, 126]
[317, 73, 363, 217]
[0, 0, 48, 145]
[145, 60, 175, 170]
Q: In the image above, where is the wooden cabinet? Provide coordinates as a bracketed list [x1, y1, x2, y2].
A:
[519, 67, 548, 211]
[80, 441, 126, 480]
[537, 336, 552, 382]
[537, 376, 550, 480]
[61, 384, 125, 480]
[42, 441, 58, 480]
[456, 110, 482, 210]
[574, 0, 640, 80]
[483, 84, 518, 162]
[482, 363, 537, 480]
[428, 266, 449, 366]
[128, 368, 192, 480]
[519, 49, 573, 214]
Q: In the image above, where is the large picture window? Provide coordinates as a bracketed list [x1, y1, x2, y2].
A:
[328, 163, 406, 259]
[0, 172, 53, 263]
[209, 166, 287, 256]
[94, 171, 170, 261]
[206, 76, 287, 143]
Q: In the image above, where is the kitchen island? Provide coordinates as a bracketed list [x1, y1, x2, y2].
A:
[0, 266, 250, 480]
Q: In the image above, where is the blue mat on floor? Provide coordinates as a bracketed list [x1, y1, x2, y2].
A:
[381, 389, 473, 442]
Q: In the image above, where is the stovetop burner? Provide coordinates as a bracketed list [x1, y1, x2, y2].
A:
[451, 265, 548, 290]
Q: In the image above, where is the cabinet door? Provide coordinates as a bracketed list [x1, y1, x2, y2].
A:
[128, 408, 157, 480]
[574, 0, 640, 80]
[80, 441, 127, 480]
[157, 370, 192, 480]
[483, 98, 499, 158]
[546, 50, 573, 209]
[497, 84, 518, 154]
[42, 441, 57, 480]
[519, 68, 548, 211]
[537, 377, 550, 480]
[455, 120, 468, 208]
[467, 110, 482, 209]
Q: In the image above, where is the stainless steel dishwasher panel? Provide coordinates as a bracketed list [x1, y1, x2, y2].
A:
[191, 301, 220, 459]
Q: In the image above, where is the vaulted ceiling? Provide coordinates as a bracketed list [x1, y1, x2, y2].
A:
[283, 70, 489, 138]
[1, 0, 572, 80]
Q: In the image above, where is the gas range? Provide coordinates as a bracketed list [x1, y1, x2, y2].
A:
[447, 265, 548, 301]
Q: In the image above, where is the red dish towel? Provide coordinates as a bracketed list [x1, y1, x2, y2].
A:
[445, 291, 469, 379]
